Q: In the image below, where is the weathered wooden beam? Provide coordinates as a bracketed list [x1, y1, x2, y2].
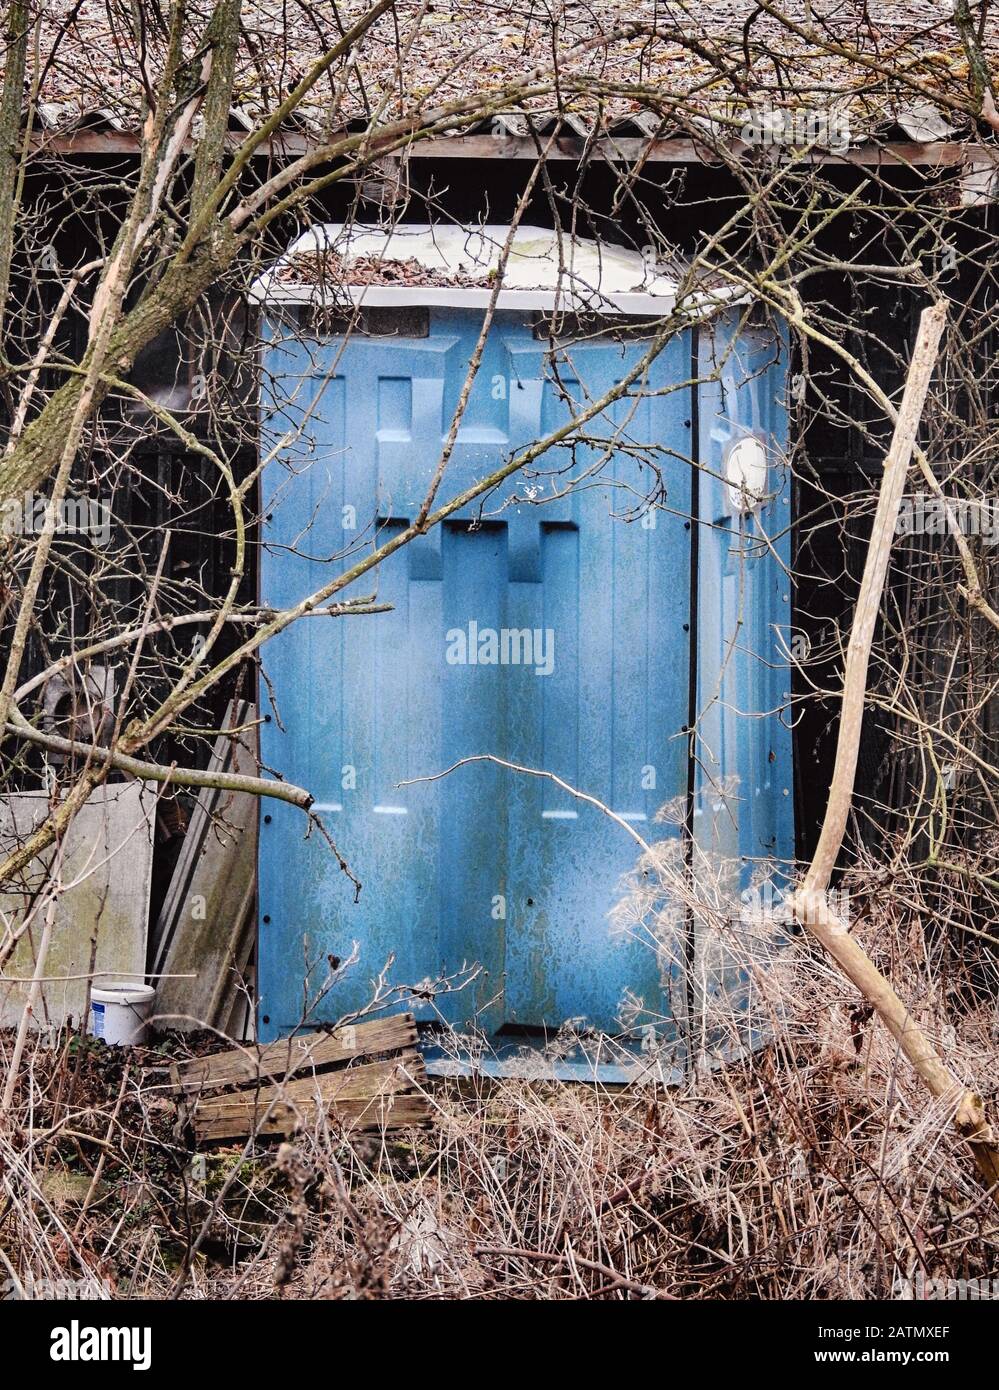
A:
[172, 1012, 420, 1096]
[153, 700, 259, 1033]
[187, 1049, 428, 1142]
[26, 129, 976, 167]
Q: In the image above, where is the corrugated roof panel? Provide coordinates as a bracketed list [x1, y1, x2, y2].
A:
[3, 2, 986, 145]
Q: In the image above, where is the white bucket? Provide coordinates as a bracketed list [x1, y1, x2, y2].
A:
[89, 982, 155, 1045]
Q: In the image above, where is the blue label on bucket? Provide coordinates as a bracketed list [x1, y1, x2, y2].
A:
[91, 1002, 105, 1039]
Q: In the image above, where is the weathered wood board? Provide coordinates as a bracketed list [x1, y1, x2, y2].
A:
[173, 1014, 419, 1096]
[171, 1012, 429, 1143]
[0, 781, 155, 1028]
[153, 703, 258, 1031]
[217, 911, 256, 1042]
[151, 699, 251, 966]
[186, 1051, 428, 1142]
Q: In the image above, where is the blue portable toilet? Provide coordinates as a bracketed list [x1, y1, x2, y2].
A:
[253, 224, 793, 1055]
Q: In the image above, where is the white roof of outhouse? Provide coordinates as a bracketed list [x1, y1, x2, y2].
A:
[251, 222, 696, 314]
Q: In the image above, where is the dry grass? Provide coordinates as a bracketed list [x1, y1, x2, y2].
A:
[1, 864, 998, 1300]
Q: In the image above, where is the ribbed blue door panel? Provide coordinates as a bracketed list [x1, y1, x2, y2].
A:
[691, 317, 795, 1025]
[695, 318, 794, 874]
[258, 310, 695, 1038]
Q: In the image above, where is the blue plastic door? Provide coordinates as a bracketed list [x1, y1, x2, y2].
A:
[258, 309, 693, 1039]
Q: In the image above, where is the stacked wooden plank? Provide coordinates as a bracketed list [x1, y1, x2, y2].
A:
[152, 700, 257, 1038]
[172, 1013, 430, 1145]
